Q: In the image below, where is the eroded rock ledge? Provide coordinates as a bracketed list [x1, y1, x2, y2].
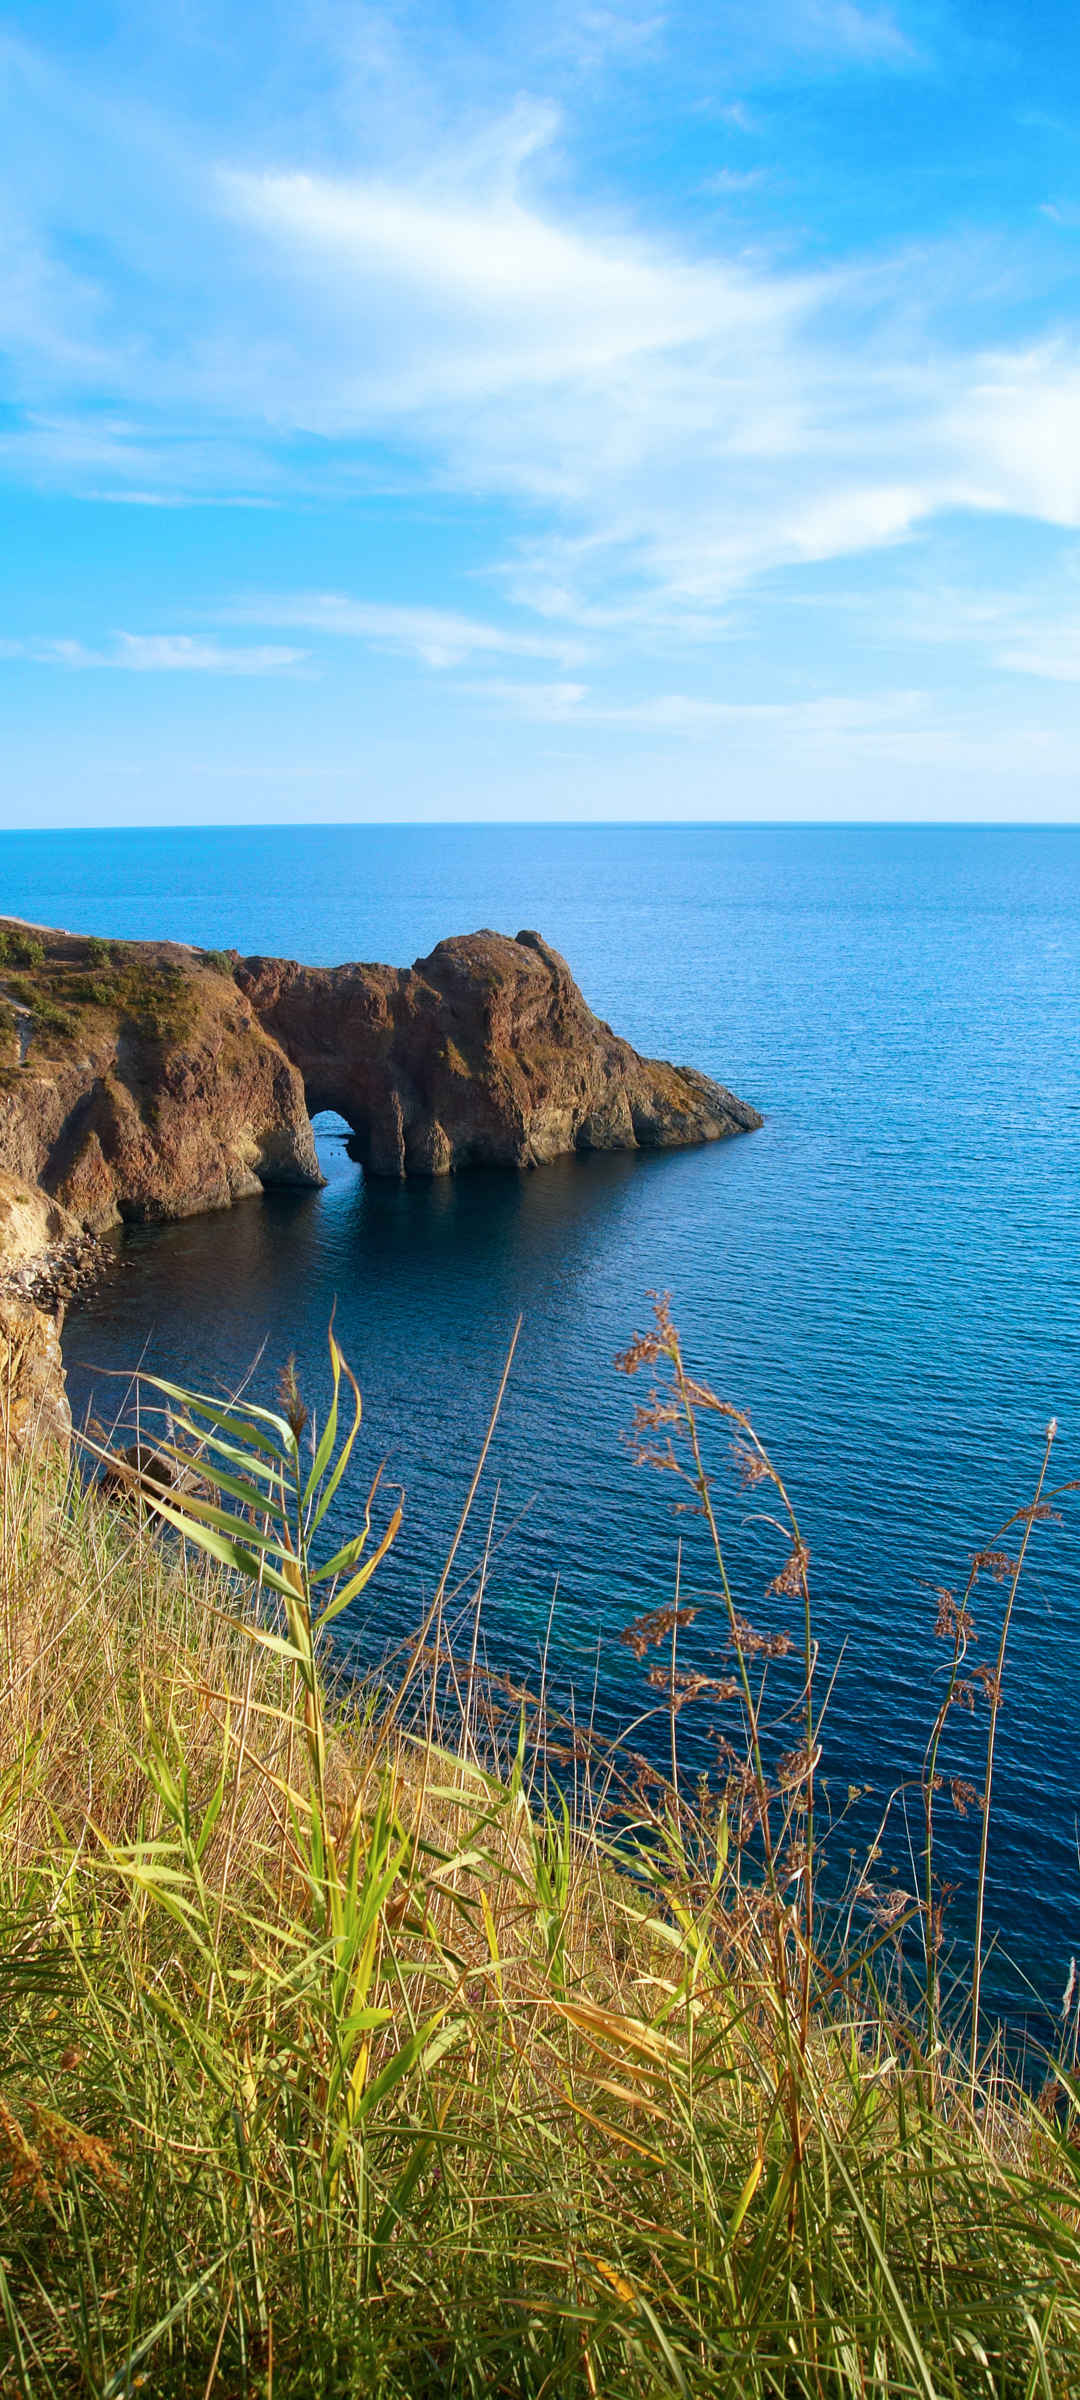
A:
[0, 915, 760, 1240]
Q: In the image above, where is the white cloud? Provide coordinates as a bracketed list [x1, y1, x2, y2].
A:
[233, 593, 585, 667]
[702, 167, 767, 194]
[219, 150, 811, 417]
[793, 1, 916, 63]
[995, 628, 1080, 681]
[940, 347, 1080, 526]
[0, 634, 306, 674]
[2, 21, 1080, 691]
[204, 146, 1080, 637]
[474, 674, 927, 737]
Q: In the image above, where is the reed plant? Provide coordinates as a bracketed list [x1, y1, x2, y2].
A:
[1, 1302, 1079, 2397]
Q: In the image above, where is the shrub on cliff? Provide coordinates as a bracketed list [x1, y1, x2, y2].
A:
[0, 931, 44, 970]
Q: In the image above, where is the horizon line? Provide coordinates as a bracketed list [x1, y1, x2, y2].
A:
[2, 818, 1079, 836]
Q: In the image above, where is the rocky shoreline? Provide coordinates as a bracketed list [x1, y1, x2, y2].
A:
[0, 914, 762, 1458]
[0, 1224, 111, 1317]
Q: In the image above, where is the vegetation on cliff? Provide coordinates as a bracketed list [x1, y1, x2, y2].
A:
[0, 920, 319, 1227]
[1, 1308, 1079, 2396]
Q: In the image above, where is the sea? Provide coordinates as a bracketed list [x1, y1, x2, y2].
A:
[5, 821, 1079, 2032]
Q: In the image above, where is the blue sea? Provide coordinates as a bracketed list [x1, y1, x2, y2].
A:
[6, 823, 1079, 2029]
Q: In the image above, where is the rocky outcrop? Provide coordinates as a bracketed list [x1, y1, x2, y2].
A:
[238, 929, 761, 1178]
[0, 1171, 80, 1456]
[0, 924, 320, 1232]
[0, 1281, 71, 1458]
[0, 1167, 80, 1271]
[0, 918, 760, 1239]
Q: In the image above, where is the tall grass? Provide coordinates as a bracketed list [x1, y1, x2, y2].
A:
[1, 1302, 1079, 2397]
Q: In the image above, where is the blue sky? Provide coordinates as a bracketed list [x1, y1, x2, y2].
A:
[3, 0, 1080, 823]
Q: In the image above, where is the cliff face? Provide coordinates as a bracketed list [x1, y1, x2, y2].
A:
[0, 1284, 71, 1457]
[0, 923, 320, 1231]
[237, 929, 762, 1178]
[0, 918, 760, 1235]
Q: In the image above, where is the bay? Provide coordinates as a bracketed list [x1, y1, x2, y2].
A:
[6, 821, 1079, 2028]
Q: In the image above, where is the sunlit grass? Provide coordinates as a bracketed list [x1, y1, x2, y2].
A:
[1, 1310, 1079, 2396]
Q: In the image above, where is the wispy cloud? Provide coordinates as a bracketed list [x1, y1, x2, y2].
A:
[0, 33, 1069, 638]
[472, 675, 927, 736]
[3, 0, 1080, 827]
[0, 634, 306, 674]
[791, 1, 917, 64]
[468, 672, 1080, 790]
[232, 594, 585, 668]
[892, 571, 1080, 684]
[701, 166, 768, 194]
[995, 626, 1080, 681]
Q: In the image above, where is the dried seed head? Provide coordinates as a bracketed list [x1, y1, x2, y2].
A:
[616, 1333, 664, 1376]
[0, 2097, 48, 2206]
[729, 1612, 792, 1661]
[620, 1603, 700, 1660]
[767, 1543, 810, 1599]
[934, 1589, 975, 1644]
[971, 1549, 1017, 1583]
[732, 1439, 774, 1489]
[777, 1743, 820, 1789]
[616, 1291, 678, 1375]
[644, 1665, 740, 1711]
[277, 1356, 309, 1443]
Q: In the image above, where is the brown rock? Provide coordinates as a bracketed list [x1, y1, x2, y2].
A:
[0, 1167, 80, 1267]
[0, 1289, 71, 1457]
[238, 928, 761, 1178]
[0, 927, 321, 1231]
[0, 918, 760, 1231]
[99, 1442, 204, 1509]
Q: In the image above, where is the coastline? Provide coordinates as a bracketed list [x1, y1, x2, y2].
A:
[0, 909, 760, 1457]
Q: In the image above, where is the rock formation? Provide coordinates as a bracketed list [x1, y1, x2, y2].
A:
[0, 918, 760, 1236]
[0, 1279, 71, 1456]
[0, 917, 761, 1452]
[237, 929, 761, 1178]
[0, 1165, 80, 1270]
[0, 923, 319, 1230]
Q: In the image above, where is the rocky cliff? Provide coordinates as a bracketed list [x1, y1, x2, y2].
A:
[0, 1283, 71, 1457]
[238, 929, 760, 1177]
[0, 917, 760, 1235]
[0, 921, 319, 1230]
[0, 917, 761, 1451]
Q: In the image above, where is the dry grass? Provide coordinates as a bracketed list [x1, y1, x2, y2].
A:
[1, 1306, 1079, 2397]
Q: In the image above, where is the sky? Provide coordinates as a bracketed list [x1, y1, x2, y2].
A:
[3, 0, 1080, 824]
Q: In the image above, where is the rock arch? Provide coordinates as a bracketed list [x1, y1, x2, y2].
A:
[237, 928, 761, 1181]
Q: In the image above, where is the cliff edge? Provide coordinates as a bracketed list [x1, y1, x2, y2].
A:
[0, 920, 319, 1230]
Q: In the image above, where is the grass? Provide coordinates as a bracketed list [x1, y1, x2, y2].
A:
[0, 922, 213, 1056]
[2, 1302, 1080, 2396]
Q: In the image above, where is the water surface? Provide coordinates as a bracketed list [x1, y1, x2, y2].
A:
[6, 823, 1077, 2026]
